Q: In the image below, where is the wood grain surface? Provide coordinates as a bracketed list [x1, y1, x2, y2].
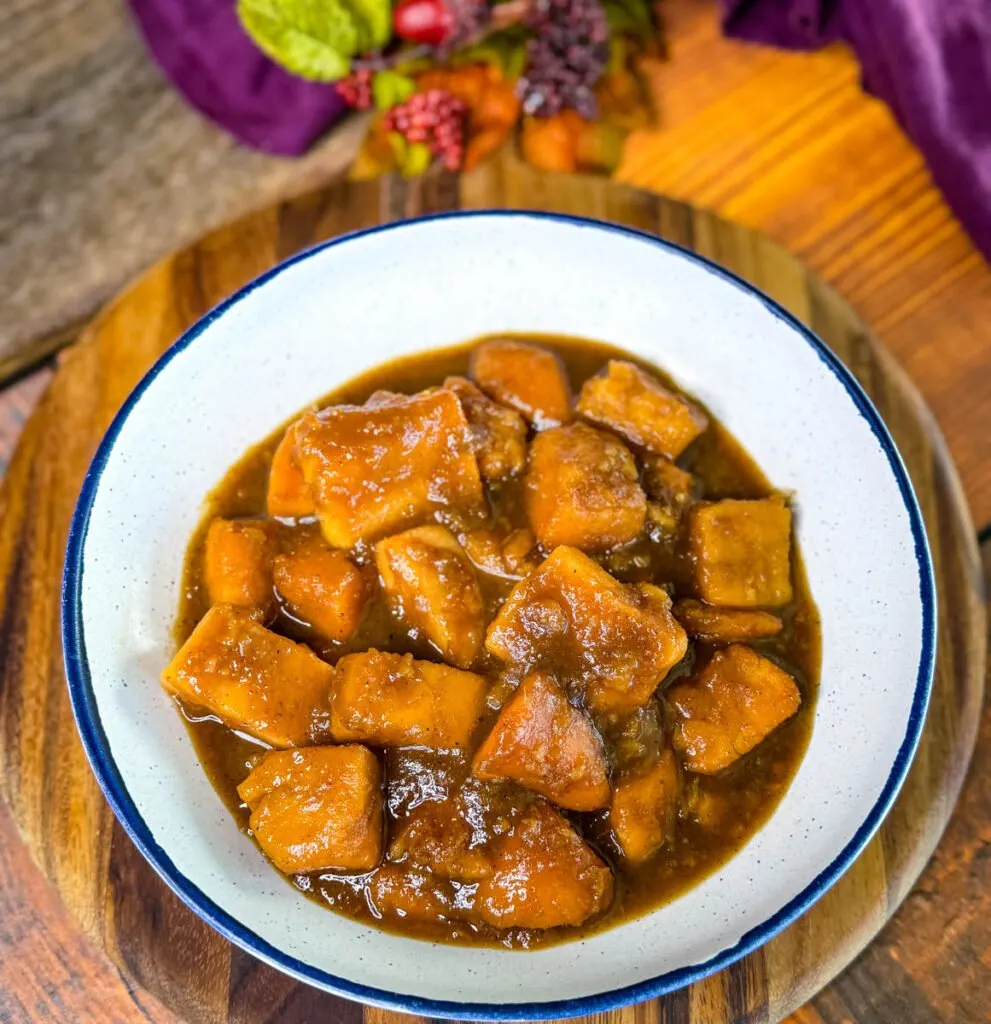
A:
[4, 0, 990, 535]
[0, 152, 985, 1024]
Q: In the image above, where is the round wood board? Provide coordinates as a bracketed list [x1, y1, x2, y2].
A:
[0, 151, 985, 1024]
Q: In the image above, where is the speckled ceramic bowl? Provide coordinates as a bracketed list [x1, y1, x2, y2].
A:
[62, 212, 935, 1020]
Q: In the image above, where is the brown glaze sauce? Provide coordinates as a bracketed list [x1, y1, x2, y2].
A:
[173, 335, 821, 949]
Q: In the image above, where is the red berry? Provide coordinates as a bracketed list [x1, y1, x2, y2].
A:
[336, 70, 373, 110]
[392, 0, 454, 45]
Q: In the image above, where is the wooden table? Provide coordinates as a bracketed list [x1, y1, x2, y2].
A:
[0, 1, 987, 1021]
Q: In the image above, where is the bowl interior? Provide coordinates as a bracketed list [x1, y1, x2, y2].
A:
[65, 213, 933, 1018]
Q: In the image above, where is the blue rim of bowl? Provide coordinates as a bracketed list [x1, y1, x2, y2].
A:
[62, 209, 936, 1021]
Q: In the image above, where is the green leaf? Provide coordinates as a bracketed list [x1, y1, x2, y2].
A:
[401, 142, 433, 177]
[372, 70, 417, 110]
[237, 0, 359, 81]
[344, 0, 392, 51]
[452, 26, 529, 79]
[602, 0, 654, 38]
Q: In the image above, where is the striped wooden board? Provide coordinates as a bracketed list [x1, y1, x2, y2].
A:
[0, 153, 984, 1023]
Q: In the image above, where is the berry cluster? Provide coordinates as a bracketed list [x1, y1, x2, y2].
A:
[336, 69, 374, 109]
[386, 88, 468, 170]
[518, 0, 609, 119]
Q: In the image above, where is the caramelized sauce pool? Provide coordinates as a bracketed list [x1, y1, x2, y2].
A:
[174, 335, 821, 949]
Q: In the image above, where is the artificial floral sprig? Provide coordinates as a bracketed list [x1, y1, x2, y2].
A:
[237, 0, 661, 177]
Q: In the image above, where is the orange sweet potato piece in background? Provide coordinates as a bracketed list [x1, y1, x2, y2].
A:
[330, 651, 488, 750]
[267, 422, 315, 518]
[375, 525, 485, 668]
[476, 802, 613, 929]
[689, 498, 793, 607]
[473, 672, 610, 811]
[273, 544, 367, 642]
[673, 598, 782, 643]
[161, 605, 332, 747]
[667, 644, 801, 773]
[577, 360, 707, 458]
[486, 546, 688, 715]
[293, 390, 484, 548]
[443, 375, 527, 482]
[524, 422, 646, 552]
[609, 748, 680, 863]
[238, 745, 383, 874]
[471, 339, 572, 427]
[203, 518, 274, 608]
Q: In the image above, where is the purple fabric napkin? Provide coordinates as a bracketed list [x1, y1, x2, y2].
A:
[129, 0, 991, 258]
[721, 0, 991, 260]
[130, 0, 345, 155]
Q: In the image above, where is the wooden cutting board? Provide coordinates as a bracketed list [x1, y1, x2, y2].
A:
[0, 152, 984, 1024]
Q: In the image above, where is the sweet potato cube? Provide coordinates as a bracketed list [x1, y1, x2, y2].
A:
[330, 651, 488, 750]
[690, 498, 793, 607]
[471, 339, 572, 427]
[388, 798, 492, 881]
[375, 525, 484, 669]
[444, 375, 528, 482]
[462, 527, 539, 580]
[524, 423, 647, 552]
[642, 455, 697, 507]
[473, 672, 610, 811]
[273, 544, 367, 642]
[237, 745, 382, 873]
[610, 748, 679, 863]
[668, 645, 801, 773]
[267, 422, 316, 518]
[476, 802, 613, 929]
[369, 866, 454, 922]
[161, 605, 332, 747]
[293, 390, 484, 548]
[673, 598, 782, 643]
[203, 518, 274, 608]
[486, 547, 688, 715]
[576, 360, 707, 458]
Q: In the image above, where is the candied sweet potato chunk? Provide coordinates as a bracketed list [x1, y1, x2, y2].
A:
[330, 651, 488, 750]
[267, 422, 316, 519]
[673, 598, 782, 643]
[486, 547, 688, 714]
[462, 527, 539, 580]
[610, 748, 679, 863]
[642, 455, 697, 507]
[668, 644, 801, 773]
[388, 797, 492, 881]
[476, 802, 613, 929]
[375, 525, 484, 668]
[577, 360, 707, 458]
[471, 339, 572, 427]
[238, 745, 382, 873]
[524, 423, 646, 552]
[444, 375, 528, 481]
[273, 544, 367, 642]
[369, 865, 455, 922]
[293, 390, 484, 548]
[203, 518, 274, 608]
[473, 672, 610, 811]
[690, 498, 793, 607]
[162, 605, 332, 747]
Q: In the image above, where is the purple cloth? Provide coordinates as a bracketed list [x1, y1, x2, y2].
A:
[130, 0, 345, 155]
[722, 0, 991, 260]
[129, 0, 991, 258]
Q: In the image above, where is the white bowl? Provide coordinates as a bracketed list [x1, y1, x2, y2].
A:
[63, 212, 935, 1019]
